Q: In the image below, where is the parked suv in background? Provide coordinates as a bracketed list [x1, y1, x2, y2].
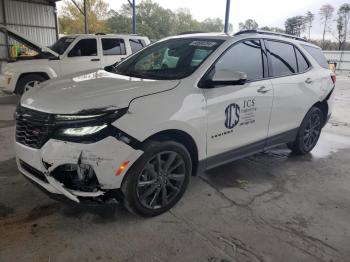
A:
[15, 30, 335, 216]
[0, 26, 150, 94]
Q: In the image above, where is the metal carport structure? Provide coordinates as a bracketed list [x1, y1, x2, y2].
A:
[0, 0, 60, 61]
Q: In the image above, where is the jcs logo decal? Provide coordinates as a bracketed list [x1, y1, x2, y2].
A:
[225, 103, 240, 129]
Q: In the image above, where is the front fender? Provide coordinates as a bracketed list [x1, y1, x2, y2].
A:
[114, 87, 207, 160]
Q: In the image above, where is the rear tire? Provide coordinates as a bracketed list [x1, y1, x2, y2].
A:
[287, 107, 323, 155]
[122, 140, 192, 217]
[16, 74, 46, 95]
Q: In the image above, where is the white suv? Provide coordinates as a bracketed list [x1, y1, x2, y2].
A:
[15, 31, 335, 216]
[1, 26, 149, 95]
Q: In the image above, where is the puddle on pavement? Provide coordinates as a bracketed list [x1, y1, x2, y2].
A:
[309, 132, 350, 159]
[202, 131, 350, 189]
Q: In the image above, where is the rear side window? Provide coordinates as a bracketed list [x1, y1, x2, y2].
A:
[267, 41, 297, 77]
[295, 48, 309, 72]
[301, 44, 328, 69]
[129, 39, 146, 53]
[102, 38, 126, 55]
[215, 40, 266, 81]
[68, 39, 97, 57]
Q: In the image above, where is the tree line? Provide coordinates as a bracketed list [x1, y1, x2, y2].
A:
[239, 3, 350, 50]
[58, 0, 228, 40]
[58, 0, 350, 50]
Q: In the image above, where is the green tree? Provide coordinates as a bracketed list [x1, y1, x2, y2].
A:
[285, 16, 305, 36]
[106, 0, 226, 39]
[239, 19, 259, 30]
[319, 4, 335, 47]
[58, 0, 109, 34]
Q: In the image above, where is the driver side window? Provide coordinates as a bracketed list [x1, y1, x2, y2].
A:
[215, 40, 266, 81]
[68, 39, 97, 57]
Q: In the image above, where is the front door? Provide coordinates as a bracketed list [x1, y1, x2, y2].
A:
[61, 38, 101, 75]
[203, 39, 273, 167]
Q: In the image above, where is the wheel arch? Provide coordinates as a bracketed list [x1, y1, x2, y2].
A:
[312, 88, 334, 126]
[15, 72, 50, 94]
[143, 129, 199, 176]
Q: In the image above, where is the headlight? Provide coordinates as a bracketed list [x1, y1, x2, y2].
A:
[59, 124, 108, 136]
[55, 114, 104, 121]
[52, 108, 128, 142]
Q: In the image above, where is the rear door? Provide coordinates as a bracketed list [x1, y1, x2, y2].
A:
[203, 39, 274, 165]
[60, 37, 101, 75]
[128, 38, 147, 54]
[100, 37, 129, 67]
[265, 40, 313, 142]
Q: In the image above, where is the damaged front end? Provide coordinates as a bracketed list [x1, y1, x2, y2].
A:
[15, 105, 143, 204]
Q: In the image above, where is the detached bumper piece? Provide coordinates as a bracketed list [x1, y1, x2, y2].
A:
[19, 160, 106, 203]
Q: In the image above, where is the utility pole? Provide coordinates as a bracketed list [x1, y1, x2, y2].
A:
[71, 0, 88, 34]
[83, 0, 88, 34]
[128, 0, 136, 34]
[224, 0, 230, 34]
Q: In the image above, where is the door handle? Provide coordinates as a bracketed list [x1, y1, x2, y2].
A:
[257, 86, 271, 94]
[305, 78, 313, 84]
[91, 58, 100, 61]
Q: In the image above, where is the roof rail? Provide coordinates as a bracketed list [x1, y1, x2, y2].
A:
[95, 32, 106, 35]
[177, 31, 207, 35]
[234, 30, 308, 42]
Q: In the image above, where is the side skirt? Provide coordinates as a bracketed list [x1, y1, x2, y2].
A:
[198, 128, 298, 172]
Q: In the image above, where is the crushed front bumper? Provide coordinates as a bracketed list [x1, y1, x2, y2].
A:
[16, 136, 143, 203]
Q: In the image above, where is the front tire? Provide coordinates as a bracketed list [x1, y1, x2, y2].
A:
[16, 74, 46, 95]
[122, 140, 192, 216]
[287, 107, 323, 155]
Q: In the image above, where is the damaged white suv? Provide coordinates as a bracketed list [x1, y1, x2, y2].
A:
[15, 31, 335, 216]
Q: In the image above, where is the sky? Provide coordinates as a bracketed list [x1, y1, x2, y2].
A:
[58, 0, 346, 40]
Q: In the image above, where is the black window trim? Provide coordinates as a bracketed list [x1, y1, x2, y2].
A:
[67, 38, 98, 58]
[101, 38, 126, 56]
[129, 38, 146, 53]
[198, 38, 269, 88]
[263, 38, 312, 80]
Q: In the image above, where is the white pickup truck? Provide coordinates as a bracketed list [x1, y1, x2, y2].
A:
[0, 26, 150, 95]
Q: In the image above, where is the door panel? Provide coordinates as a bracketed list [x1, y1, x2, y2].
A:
[203, 39, 273, 158]
[265, 40, 316, 137]
[60, 38, 101, 75]
[100, 37, 129, 67]
[204, 80, 273, 158]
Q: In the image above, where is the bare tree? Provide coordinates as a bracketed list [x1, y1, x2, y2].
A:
[338, 4, 350, 49]
[304, 11, 314, 40]
[285, 16, 305, 37]
[319, 4, 335, 48]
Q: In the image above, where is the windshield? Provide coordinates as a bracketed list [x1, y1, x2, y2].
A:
[50, 37, 76, 55]
[114, 38, 224, 80]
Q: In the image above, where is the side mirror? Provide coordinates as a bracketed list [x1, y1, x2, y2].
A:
[104, 62, 119, 72]
[207, 69, 247, 87]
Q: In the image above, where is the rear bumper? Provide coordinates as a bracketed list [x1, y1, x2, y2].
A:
[16, 136, 143, 203]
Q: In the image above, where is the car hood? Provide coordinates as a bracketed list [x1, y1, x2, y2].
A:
[0, 26, 59, 58]
[21, 69, 180, 114]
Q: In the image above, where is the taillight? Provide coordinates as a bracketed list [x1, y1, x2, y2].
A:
[331, 74, 336, 84]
